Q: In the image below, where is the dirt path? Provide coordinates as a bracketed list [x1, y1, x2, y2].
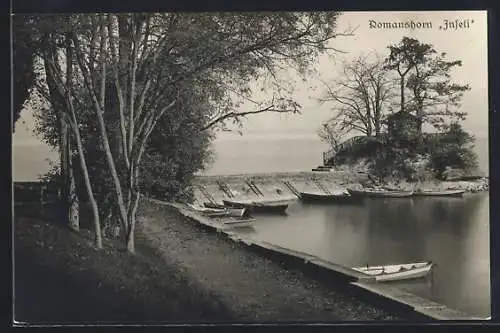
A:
[138, 200, 402, 322]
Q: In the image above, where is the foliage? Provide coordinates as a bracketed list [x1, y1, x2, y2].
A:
[334, 122, 478, 182]
[426, 123, 479, 179]
[317, 121, 347, 152]
[139, 85, 215, 203]
[26, 12, 346, 252]
[12, 15, 38, 131]
[385, 37, 469, 131]
[319, 53, 397, 137]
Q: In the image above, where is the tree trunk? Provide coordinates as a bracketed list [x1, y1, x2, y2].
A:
[126, 213, 136, 253]
[400, 75, 405, 113]
[72, 119, 102, 248]
[67, 137, 80, 231]
[416, 102, 424, 135]
[59, 109, 71, 227]
[67, 31, 102, 249]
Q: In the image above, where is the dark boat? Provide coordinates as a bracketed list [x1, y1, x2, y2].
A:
[299, 191, 364, 204]
[346, 188, 414, 198]
[222, 199, 288, 215]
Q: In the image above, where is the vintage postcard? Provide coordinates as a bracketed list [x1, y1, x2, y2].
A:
[12, 10, 490, 325]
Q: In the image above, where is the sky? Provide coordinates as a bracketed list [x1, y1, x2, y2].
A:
[12, 10, 489, 164]
[210, 10, 489, 141]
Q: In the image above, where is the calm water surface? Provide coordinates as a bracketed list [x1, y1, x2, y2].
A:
[235, 193, 490, 318]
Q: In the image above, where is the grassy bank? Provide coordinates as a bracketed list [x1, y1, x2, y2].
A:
[14, 203, 234, 324]
[14, 200, 408, 324]
[138, 200, 405, 321]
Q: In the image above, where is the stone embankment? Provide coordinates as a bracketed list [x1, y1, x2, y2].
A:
[192, 170, 488, 204]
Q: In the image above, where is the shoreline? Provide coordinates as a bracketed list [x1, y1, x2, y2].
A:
[192, 171, 489, 204]
[156, 199, 488, 321]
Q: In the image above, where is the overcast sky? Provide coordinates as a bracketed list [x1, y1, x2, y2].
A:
[215, 10, 489, 141]
[12, 10, 488, 147]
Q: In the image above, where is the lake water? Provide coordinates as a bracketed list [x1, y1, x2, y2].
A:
[12, 136, 488, 181]
[233, 193, 491, 318]
[12, 138, 491, 318]
[203, 136, 489, 176]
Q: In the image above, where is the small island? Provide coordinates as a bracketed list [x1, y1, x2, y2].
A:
[316, 37, 488, 194]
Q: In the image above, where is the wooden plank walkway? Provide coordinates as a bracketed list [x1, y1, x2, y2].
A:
[350, 282, 488, 320]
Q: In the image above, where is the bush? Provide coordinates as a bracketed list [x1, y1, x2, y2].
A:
[334, 122, 478, 182]
[426, 123, 479, 179]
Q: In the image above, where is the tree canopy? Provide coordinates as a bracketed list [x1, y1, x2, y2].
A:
[20, 12, 346, 252]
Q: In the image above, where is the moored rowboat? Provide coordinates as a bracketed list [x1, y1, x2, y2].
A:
[222, 199, 288, 215]
[299, 191, 364, 204]
[346, 188, 414, 198]
[221, 218, 255, 228]
[352, 261, 433, 282]
[413, 189, 465, 197]
[203, 202, 227, 209]
[187, 204, 248, 218]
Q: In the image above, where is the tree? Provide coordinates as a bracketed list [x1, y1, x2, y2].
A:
[28, 12, 347, 253]
[318, 121, 346, 152]
[12, 15, 37, 131]
[406, 52, 470, 132]
[319, 53, 397, 137]
[429, 122, 478, 179]
[29, 15, 102, 245]
[384, 37, 435, 114]
[385, 37, 470, 132]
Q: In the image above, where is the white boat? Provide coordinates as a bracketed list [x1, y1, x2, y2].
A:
[221, 218, 256, 228]
[352, 261, 433, 282]
[413, 189, 465, 197]
[186, 203, 248, 218]
[347, 188, 414, 198]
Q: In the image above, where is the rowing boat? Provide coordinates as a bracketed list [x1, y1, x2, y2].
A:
[346, 188, 414, 198]
[221, 218, 255, 228]
[352, 261, 433, 282]
[186, 204, 248, 218]
[413, 189, 465, 197]
[222, 199, 288, 215]
[203, 202, 227, 209]
[299, 191, 364, 204]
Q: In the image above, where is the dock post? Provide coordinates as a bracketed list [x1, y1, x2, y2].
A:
[283, 181, 301, 199]
[198, 185, 217, 205]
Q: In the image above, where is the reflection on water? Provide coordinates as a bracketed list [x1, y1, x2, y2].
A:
[236, 193, 490, 318]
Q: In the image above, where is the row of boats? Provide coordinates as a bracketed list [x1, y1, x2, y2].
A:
[191, 187, 466, 217]
[301, 187, 466, 204]
[184, 182, 465, 282]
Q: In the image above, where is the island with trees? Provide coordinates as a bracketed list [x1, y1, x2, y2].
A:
[317, 37, 488, 192]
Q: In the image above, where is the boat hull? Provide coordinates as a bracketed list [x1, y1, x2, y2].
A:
[222, 200, 288, 215]
[299, 192, 364, 204]
[413, 190, 465, 197]
[204, 202, 227, 209]
[205, 208, 248, 218]
[221, 219, 255, 228]
[188, 204, 248, 218]
[347, 188, 414, 198]
[352, 262, 433, 282]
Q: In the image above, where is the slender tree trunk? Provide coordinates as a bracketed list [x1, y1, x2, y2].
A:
[416, 102, 424, 135]
[59, 111, 71, 227]
[67, 137, 80, 231]
[71, 117, 102, 248]
[66, 33, 102, 248]
[400, 75, 405, 113]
